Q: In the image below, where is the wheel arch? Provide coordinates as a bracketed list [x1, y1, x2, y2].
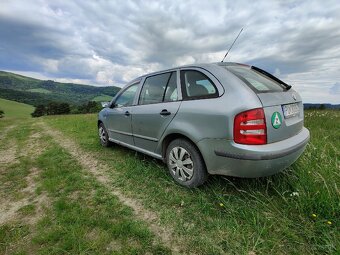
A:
[161, 133, 206, 168]
[98, 120, 103, 127]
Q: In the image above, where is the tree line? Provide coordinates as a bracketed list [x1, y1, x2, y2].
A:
[31, 101, 102, 117]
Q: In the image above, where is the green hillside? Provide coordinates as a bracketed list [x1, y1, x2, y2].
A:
[27, 88, 52, 94]
[0, 71, 120, 106]
[0, 98, 34, 118]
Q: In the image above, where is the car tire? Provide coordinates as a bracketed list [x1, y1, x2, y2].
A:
[98, 122, 112, 147]
[166, 138, 208, 188]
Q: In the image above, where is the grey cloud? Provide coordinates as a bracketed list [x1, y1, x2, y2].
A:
[0, 0, 340, 103]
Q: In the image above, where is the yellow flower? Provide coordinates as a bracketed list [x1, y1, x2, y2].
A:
[312, 213, 317, 218]
[219, 203, 224, 207]
[327, 221, 332, 225]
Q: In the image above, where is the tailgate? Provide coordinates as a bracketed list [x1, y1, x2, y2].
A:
[257, 90, 304, 143]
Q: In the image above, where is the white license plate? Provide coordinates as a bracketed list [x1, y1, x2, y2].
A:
[282, 103, 299, 118]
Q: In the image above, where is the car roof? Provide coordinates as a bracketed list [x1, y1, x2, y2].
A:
[130, 62, 250, 83]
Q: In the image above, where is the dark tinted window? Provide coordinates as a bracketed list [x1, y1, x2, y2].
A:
[139, 72, 177, 105]
[226, 66, 285, 93]
[115, 84, 139, 107]
[181, 70, 218, 99]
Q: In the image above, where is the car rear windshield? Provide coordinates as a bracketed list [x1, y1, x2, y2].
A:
[226, 66, 286, 93]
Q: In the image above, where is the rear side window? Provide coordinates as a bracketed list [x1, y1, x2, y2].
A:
[139, 72, 177, 105]
[227, 66, 286, 93]
[180, 70, 218, 99]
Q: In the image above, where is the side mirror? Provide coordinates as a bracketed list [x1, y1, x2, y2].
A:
[101, 102, 110, 108]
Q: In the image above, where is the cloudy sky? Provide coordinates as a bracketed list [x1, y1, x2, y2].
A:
[1, 0, 340, 103]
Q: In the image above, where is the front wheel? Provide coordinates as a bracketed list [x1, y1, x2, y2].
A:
[166, 139, 208, 188]
[98, 123, 112, 147]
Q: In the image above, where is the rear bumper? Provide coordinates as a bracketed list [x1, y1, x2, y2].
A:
[196, 127, 310, 177]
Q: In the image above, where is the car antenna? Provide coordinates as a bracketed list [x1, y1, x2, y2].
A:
[221, 27, 244, 62]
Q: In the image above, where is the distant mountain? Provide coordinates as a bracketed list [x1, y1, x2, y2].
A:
[0, 71, 120, 106]
[304, 103, 340, 110]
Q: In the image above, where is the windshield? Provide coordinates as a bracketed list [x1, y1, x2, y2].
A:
[226, 66, 287, 93]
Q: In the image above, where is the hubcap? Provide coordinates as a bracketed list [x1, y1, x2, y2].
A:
[168, 146, 194, 182]
[99, 127, 107, 143]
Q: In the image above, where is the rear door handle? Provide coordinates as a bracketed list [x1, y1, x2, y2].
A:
[124, 111, 131, 116]
[160, 109, 171, 116]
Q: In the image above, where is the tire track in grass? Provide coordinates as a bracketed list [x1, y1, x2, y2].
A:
[0, 123, 49, 225]
[0, 125, 18, 165]
[39, 121, 183, 254]
[0, 124, 15, 141]
[0, 122, 51, 254]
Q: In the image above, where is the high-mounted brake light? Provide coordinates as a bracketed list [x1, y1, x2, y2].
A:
[234, 108, 267, 145]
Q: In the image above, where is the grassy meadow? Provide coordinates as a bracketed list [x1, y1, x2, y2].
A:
[0, 118, 169, 254]
[0, 109, 339, 254]
[0, 98, 34, 118]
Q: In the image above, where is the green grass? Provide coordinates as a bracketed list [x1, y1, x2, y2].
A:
[1, 111, 338, 254]
[44, 110, 340, 254]
[92, 94, 113, 102]
[0, 118, 169, 254]
[27, 88, 51, 94]
[33, 144, 169, 254]
[0, 98, 34, 118]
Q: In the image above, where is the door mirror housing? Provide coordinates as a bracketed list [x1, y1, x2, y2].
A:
[101, 101, 110, 108]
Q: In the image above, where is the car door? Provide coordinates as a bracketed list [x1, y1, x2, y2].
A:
[106, 83, 139, 146]
[132, 71, 181, 152]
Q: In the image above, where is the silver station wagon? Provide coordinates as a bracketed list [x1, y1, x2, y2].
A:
[98, 62, 310, 187]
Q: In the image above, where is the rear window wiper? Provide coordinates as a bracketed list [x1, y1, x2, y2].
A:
[251, 66, 292, 90]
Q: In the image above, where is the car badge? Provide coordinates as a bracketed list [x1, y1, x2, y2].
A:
[271, 112, 282, 129]
[292, 93, 297, 101]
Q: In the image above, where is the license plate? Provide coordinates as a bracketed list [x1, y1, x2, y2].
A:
[282, 103, 299, 118]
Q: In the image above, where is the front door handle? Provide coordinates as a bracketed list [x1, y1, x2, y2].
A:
[160, 109, 171, 116]
[124, 111, 131, 116]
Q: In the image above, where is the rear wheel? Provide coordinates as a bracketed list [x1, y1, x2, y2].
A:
[98, 123, 112, 147]
[166, 138, 208, 188]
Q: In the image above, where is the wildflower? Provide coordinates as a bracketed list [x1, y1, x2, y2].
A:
[219, 203, 224, 207]
[312, 213, 317, 218]
[327, 221, 332, 225]
[290, 192, 299, 197]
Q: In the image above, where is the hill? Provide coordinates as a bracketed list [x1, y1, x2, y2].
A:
[0, 98, 34, 118]
[0, 71, 120, 106]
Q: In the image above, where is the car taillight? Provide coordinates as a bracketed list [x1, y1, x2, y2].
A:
[234, 108, 267, 145]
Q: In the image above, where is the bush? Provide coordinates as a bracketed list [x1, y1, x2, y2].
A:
[0, 109, 4, 118]
[77, 101, 101, 114]
[31, 102, 70, 117]
[31, 105, 46, 117]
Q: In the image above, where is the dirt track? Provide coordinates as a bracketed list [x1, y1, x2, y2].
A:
[39, 121, 182, 253]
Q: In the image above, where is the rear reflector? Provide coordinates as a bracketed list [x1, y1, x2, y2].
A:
[234, 108, 267, 145]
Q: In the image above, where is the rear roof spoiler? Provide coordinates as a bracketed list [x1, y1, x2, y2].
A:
[251, 66, 292, 90]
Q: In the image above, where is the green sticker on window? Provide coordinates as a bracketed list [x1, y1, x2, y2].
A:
[271, 112, 282, 129]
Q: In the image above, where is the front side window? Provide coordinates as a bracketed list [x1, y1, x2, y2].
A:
[115, 83, 139, 107]
[139, 72, 177, 105]
[180, 70, 218, 99]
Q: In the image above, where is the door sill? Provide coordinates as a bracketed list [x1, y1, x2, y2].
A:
[108, 138, 163, 160]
